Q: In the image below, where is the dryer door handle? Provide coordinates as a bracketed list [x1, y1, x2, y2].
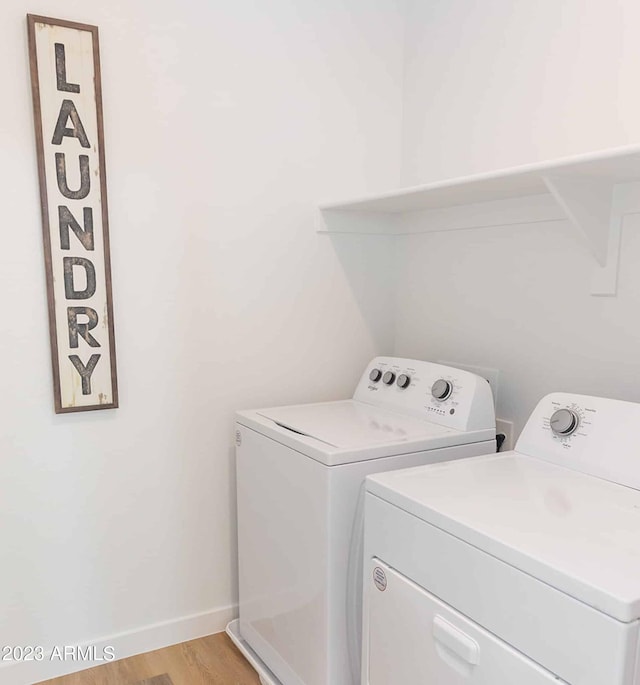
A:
[433, 615, 480, 665]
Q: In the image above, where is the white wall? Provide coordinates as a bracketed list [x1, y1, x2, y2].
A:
[395, 0, 640, 435]
[0, 1, 403, 681]
[401, 0, 640, 183]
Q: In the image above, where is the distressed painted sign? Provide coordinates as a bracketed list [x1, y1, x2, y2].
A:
[28, 15, 118, 412]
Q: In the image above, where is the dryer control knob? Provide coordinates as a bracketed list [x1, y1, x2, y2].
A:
[369, 368, 382, 383]
[431, 379, 453, 401]
[550, 408, 580, 436]
[397, 374, 411, 389]
[382, 371, 396, 385]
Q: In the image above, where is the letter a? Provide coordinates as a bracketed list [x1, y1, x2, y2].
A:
[52, 100, 91, 148]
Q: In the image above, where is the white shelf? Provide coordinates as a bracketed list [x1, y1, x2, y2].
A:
[319, 145, 640, 213]
[317, 145, 640, 296]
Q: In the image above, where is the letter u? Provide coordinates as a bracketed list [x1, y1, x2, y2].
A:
[55, 152, 90, 200]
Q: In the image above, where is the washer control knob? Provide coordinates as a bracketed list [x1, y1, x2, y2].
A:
[369, 368, 382, 383]
[431, 379, 453, 401]
[397, 374, 411, 389]
[382, 371, 396, 385]
[550, 408, 580, 436]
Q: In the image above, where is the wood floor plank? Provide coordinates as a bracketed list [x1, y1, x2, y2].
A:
[35, 633, 260, 685]
[133, 675, 173, 685]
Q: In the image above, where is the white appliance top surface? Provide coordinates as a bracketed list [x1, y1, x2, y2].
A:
[258, 400, 454, 449]
[367, 453, 640, 621]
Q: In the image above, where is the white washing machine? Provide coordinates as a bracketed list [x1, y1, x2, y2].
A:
[362, 392, 640, 685]
[226, 356, 496, 685]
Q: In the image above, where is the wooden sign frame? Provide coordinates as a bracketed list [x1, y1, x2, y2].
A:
[27, 15, 118, 413]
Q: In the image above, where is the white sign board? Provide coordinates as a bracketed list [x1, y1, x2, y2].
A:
[28, 15, 118, 413]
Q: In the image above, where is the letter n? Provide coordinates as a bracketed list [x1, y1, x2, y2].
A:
[59, 206, 94, 251]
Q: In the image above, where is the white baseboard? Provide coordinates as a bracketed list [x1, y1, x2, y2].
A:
[0, 604, 238, 685]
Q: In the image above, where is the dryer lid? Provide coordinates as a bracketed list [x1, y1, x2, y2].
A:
[366, 453, 640, 622]
[257, 400, 453, 449]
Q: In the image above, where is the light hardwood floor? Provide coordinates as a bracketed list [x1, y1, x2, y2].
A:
[35, 633, 261, 685]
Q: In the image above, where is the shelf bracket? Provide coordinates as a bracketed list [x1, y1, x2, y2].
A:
[542, 176, 621, 296]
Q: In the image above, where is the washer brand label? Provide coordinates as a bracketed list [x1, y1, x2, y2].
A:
[373, 566, 387, 592]
[235, 430, 242, 447]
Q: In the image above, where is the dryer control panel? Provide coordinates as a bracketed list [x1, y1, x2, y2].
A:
[516, 392, 640, 490]
[353, 357, 495, 433]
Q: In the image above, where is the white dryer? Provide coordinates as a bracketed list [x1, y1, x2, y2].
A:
[226, 357, 496, 685]
[362, 392, 640, 685]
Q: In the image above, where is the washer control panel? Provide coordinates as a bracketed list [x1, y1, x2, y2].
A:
[354, 357, 495, 432]
[431, 379, 453, 402]
[397, 374, 411, 389]
[382, 371, 396, 385]
[529, 396, 596, 450]
[549, 408, 580, 436]
[516, 392, 640, 490]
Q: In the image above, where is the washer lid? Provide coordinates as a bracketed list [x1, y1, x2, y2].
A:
[367, 453, 640, 622]
[257, 400, 453, 449]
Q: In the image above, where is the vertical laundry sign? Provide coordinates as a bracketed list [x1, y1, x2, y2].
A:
[28, 15, 118, 412]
